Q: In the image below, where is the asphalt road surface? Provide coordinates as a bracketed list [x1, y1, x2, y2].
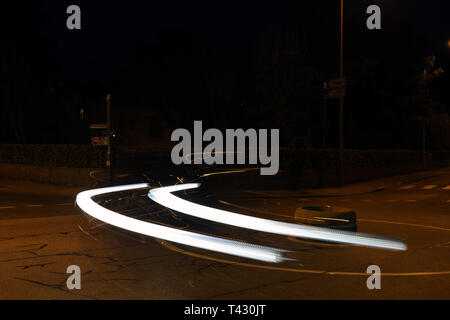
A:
[0, 167, 449, 299]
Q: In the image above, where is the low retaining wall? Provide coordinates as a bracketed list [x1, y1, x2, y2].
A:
[1, 145, 449, 188]
[0, 163, 99, 187]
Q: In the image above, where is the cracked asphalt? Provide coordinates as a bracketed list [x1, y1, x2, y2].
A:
[0, 167, 449, 300]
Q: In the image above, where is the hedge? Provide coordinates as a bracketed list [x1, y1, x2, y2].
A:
[0, 144, 448, 170]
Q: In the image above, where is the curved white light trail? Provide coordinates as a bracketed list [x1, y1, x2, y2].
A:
[148, 183, 407, 251]
[76, 184, 288, 263]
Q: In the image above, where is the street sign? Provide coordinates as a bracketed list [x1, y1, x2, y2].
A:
[328, 78, 346, 98]
[329, 78, 346, 88]
[91, 137, 108, 146]
[328, 87, 346, 98]
[90, 124, 108, 129]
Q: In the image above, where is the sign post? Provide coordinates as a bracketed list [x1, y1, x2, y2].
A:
[91, 137, 108, 146]
[339, 0, 344, 187]
[106, 94, 112, 184]
[89, 94, 113, 184]
[320, 82, 328, 188]
[328, 78, 346, 99]
[327, 76, 346, 187]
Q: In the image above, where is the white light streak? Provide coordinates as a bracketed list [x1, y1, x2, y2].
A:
[76, 184, 287, 263]
[148, 184, 407, 251]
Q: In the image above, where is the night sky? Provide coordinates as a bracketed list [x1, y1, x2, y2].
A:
[41, 0, 293, 80]
[40, 0, 450, 81]
[2, 1, 450, 147]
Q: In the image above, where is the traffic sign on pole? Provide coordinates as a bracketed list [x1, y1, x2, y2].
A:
[328, 87, 346, 99]
[329, 78, 346, 88]
[328, 78, 346, 99]
[91, 137, 108, 146]
[90, 124, 108, 129]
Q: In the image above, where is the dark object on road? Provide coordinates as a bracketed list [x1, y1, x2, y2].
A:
[294, 205, 357, 232]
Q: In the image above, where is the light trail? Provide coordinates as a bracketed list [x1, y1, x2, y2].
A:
[76, 184, 288, 263]
[148, 183, 407, 251]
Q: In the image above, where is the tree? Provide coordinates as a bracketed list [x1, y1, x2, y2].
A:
[413, 55, 445, 164]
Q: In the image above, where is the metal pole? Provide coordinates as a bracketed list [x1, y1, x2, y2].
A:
[338, 0, 344, 186]
[322, 84, 328, 149]
[422, 120, 426, 169]
[321, 83, 328, 188]
[106, 93, 112, 184]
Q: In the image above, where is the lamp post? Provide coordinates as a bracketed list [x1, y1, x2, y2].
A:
[338, 0, 344, 186]
[106, 93, 113, 183]
[90, 94, 114, 184]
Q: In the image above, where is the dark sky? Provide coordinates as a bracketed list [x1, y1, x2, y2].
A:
[41, 0, 293, 79]
[40, 0, 450, 81]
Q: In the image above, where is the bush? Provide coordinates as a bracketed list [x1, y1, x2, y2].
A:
[0, 144, 106, 168]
